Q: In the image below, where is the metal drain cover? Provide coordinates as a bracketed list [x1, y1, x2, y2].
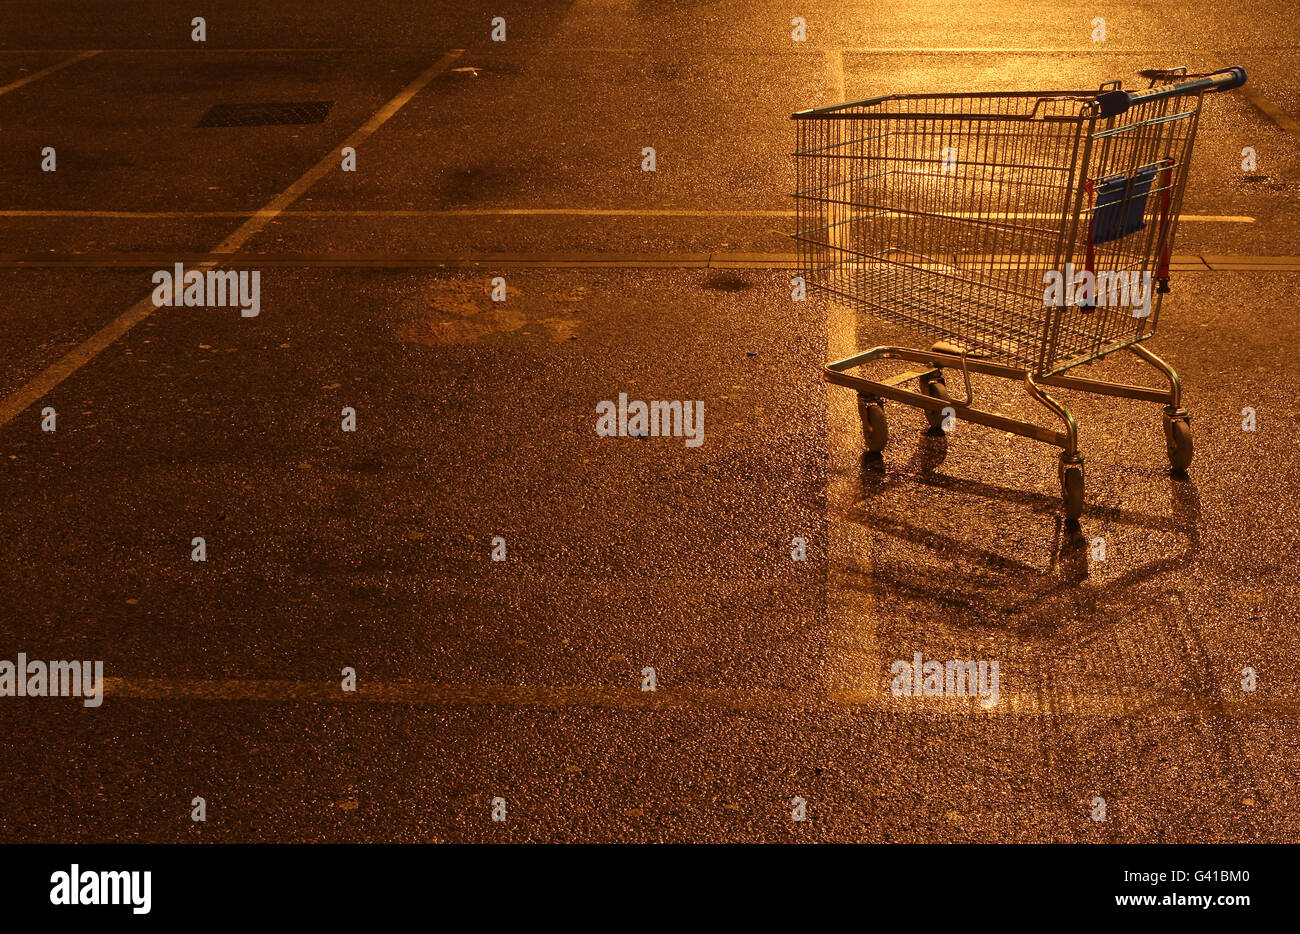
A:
[197, 101, 333, 128]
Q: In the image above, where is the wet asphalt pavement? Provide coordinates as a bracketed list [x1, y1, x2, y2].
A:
[0, 1, 1297, 842]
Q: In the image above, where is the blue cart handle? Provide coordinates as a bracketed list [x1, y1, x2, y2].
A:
[1095, 66, 1247, 118]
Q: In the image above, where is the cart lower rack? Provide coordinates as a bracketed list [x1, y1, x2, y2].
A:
[793, 66, 1246, 519]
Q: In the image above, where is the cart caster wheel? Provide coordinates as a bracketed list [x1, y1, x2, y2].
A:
[857, 397, 888, 453]
[919, 372, 954, 431]
[1059, 459, 1084, 521]
[1164, 414, 1193, 471]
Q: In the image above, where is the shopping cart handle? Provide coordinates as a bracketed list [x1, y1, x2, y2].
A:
[1096, 66, 1247, 118]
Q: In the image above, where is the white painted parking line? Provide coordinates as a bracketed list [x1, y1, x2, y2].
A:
[0, 209, 1255, 221]
[820, 49, 885, 703]
[98, 676, 1291, 719]
[0, 252, 1289, 270]
[0, 50, 99, 98]
[0, 50, 463, 429]
[1237, 82, 1300, 181]
[0, 46, 1292, 53]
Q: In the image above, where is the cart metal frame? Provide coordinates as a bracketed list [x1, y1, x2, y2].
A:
[793, 66, 1246, 519]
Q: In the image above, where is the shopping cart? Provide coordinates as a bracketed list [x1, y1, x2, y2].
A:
[793, 66, 1246, 519]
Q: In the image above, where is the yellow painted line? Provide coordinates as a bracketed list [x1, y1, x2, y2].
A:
[1203, 261, 1300, 271]
[944, 213, 1251, 222]
[0, 49, 379, 54]
[817, 47, 1283, 55]
[0, 252, 1293, 270]
[102, 678, 794, 709]
[0, 252, 715, 268]
[0, 209, 1252, 221]
[0, 208, 792, 219]
[427, 46, 1283, 55]
[0, 50, 463, 429]
[208, 51, 463, 255]
[1239, 86, 1300, 141]
[1201, 253, 1300, 265]
[824, 48, 846, 111]
[0, 46, 1283, 54]
[0, 50, 99, 98]
[821, 48, 883, 704]
[1206, 61, 1298, 181]
[98, 677, 1300, 719]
